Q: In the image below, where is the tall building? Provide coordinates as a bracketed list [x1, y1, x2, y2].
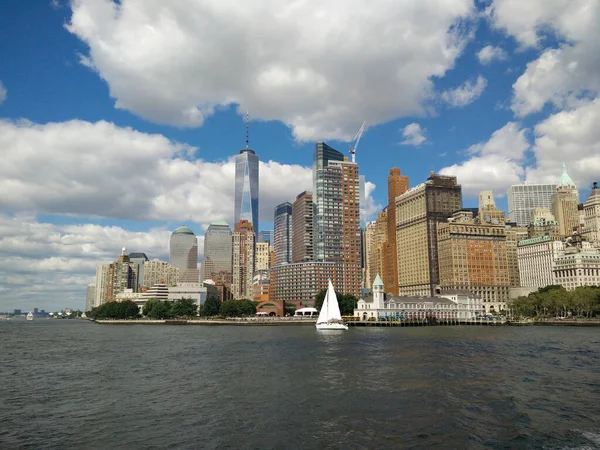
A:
[258, 230, 274, 244]
[234, 123, 259, 239]
[255, 241, 271, 271]
[85, 284, 96, 312]
[363, 221, 376, 289]
[383, 168, 409, 295]
[144, 259, 179, 287]
[313, 142, 345, 261]
[582, 182, 600, 244]
[479, 190, 506, 224]
[507, 183, 557, 227]
[518, 235, 564, 288]
[201, 222, 232, 282]
[552, 163, 580, 237]
[270, 261, 342, 304]
[274, 202, 293, 265]
[106, 248, 139, 302]
[169, 226, 199, 283]
[438, 210, 510, 313]
[94, 264, 110, 308]
[292, 191, 314, 263]
[232, 220, 255, 299]
[527, 208, 560, 239]
[128, 252, 149, 288]
[365, 210, 388, 289]
[506, 225, 528, 288]
[396, 172, 462, 297]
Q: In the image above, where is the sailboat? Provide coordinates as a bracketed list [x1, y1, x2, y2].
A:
[26, 311, 34, 321]
[315, 280, 348, 331]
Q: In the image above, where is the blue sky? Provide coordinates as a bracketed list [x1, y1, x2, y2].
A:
[1, 0, 599, 312]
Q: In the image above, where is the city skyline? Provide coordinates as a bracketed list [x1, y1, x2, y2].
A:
[1, 1, 599, 311]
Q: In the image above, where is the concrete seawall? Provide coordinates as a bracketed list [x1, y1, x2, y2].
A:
[94, 319, 317, 326]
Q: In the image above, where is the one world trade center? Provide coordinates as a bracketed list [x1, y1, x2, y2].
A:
[234, 115, 259, 239]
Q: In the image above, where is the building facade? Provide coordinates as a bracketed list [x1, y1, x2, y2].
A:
[128, 253, 149, 288]
[274, 202, 293, 266]
[396, 173, 462, 297]
[143, 259, 179, 287]
[255, 242, 271, 271]
[234, 148, 259, 240]
[383, 168, 409, 295]
[553, 239, 600, 290]
[517, 235, 564, 288]
[105, 248, 139, 302]
[527, 208, 560, 239]
[292, 191, 314, 263]
[201, 221, 232, 282]
[169, 226, 199, 283]
[85, 284, 96, 312]
[94, 263, 110, 308]
[552, 163, 580, 238]
[269, 261, 342, 304]
[232, 220, 255, 299]
[507, 183, 557, 227]
[258, 230, 273, 244]
[582, 182, 600, 244]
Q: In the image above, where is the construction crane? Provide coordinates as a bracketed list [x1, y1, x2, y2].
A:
[349, 121, 366, 163]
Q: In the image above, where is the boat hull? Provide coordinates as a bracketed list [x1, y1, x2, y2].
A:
[316, 322, 348, 330]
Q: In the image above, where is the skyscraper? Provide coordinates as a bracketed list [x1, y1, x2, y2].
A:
[234, 116, 259, 239]
[105, 248, 139, 302]
[201, 221, 232, 282]
[274, 202, 293, 265]
[85, 284, 96, 312]
[507, 183, 557, 227]
[582, 182, 600, 244]
[257, 230, 274, 244]
[552, 163, 580, 237]
[292, 191, 314, 263]
[383, 168, 409, 295]
[169, 226, 199, 283]
[129, 252, 149, 288]
[94, 263, 110, 307]
[232, 220, 255, 299]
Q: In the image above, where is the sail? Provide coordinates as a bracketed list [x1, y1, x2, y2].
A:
[316, 280, 342, 323]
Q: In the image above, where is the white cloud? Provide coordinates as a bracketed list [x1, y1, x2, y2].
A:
[0, 213, 172, 312]
[0, 81, 6, 104]
[66, 0, 476, 140]
[400, 123, 427, 146]
[441, 75, 487, 107]
[487, 0, 600, 116]
[477, 45, 508, 64]
[439, 122, 529, 197]
[0, 119, 314, 228]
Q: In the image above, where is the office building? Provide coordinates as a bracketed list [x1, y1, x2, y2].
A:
[552, 163, 580, 237]
[201, 221, 232, 282]
[527, 208, 560, 239]
[94, 264, 110, 307]
[234, 134, 259, 239]
[383, 168, 409, 295]
[396, 172, 462, 297]
[85, 284, 96, 312]
[365, 210, 388, 289]
[292, 191, 314, 263]
[255, 242, 271, 271]
[169, 226, 199, 283]
[258, 230, 274, 244]
[106, 248, 139, 302]
[232, 220, 255, 299]
[507, 183, 557, 227]
[274, 202, 293, 265]
[143, 259, 179, 287]
[506, 225, 528, 288]
[582, 182, 600, 244]
[518, 235, 564, 288]
[128, 252, 149, 288]
[553, 237, 600, 290]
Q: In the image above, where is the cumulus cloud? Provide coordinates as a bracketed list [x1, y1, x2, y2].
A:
[440, 122, 529, 197]
[0, 81, 6, 104]
[400, 123, 427, 146]
[0, 119, 316, 228]
[0, 213, 173, 312]
[441, 75, 487, 107]
[66, 0, 476, 140]
[477, 45, 508, 64]
[487, 0, 600, 116]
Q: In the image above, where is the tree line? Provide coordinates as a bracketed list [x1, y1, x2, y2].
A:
[512, 285, 600, 318]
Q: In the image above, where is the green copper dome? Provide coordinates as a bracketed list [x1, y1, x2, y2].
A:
[172, 225, 194, 235]
[559, 162, 576, 188]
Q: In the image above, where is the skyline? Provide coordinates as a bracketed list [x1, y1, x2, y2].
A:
[1, 0, 599, 311]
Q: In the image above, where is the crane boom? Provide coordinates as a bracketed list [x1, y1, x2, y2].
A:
[349, 121, 366, 163]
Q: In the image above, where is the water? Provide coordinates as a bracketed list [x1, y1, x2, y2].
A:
[1, 321, 599, 449]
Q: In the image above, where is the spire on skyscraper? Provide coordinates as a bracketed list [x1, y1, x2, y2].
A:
[245, 110, 249, 150]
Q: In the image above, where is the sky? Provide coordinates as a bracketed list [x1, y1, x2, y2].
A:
[1, 0, 599, 312]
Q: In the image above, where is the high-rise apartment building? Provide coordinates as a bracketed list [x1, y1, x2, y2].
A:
[232, 220, 255, 299]
[363, 221, 376, 289]
[129, 252, 149, 288]
[143, 259, 179, 287]
[94, 264, 110, 308]
[396, 173, 462, 297]
[552, 163, 580, 237]
[255, 242, 270, 271]
[274, 202, 293, 265]
[85, 284, 96, 312]
[201, 221, 232, 282]
[169, 226, 199, 283]
[383, 168, 409, 295]
[292, 191, 314, 263]
[582, 182, 600, 244]
[270, 261, 342, 303]
[234, 148, 259, 240]
[507, 183, 557, 227]
[106, 248, 139, 302]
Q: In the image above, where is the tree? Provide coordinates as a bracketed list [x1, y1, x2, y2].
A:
[88, 300, 139, 319]
[201, 295, 221, 317]
[220, 300, 240, 317]
[237, 299, 257, 316]
[171, 298, 197, 317]
[147, 301, 173, 319]
[142, 298, 161, 317]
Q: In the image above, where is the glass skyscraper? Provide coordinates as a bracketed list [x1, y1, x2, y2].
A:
[201, 221, 232, 282]
[507, 184, 557, 227]
[234, 149, 259, 239]
[274, 202, 293, 266]
[169, 225, 199, 283]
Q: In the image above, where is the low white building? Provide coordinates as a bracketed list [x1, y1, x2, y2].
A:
[354, 275, 483, 321]
[553, 240, 600, 290]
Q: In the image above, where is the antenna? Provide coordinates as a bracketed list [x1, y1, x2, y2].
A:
[245, 110, 249, 150]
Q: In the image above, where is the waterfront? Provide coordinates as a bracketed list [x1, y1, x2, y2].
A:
[1, 320, 599, 449]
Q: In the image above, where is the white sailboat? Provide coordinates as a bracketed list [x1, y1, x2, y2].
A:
[26, 311, 34, 321]
[315, 280, 348, 331]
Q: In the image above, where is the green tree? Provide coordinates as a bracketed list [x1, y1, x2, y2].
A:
[142, 298, 161, 317]
[200, 295, 221, 317]
[88, 300, 139, 319]
[147, 301, 173, 319]
[219, 300, 240, 317]
[171, 298, 197, 317]
[237, 299, 257, 316]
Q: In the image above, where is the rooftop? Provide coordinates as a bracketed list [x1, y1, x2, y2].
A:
[172, 225, 194, 235]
